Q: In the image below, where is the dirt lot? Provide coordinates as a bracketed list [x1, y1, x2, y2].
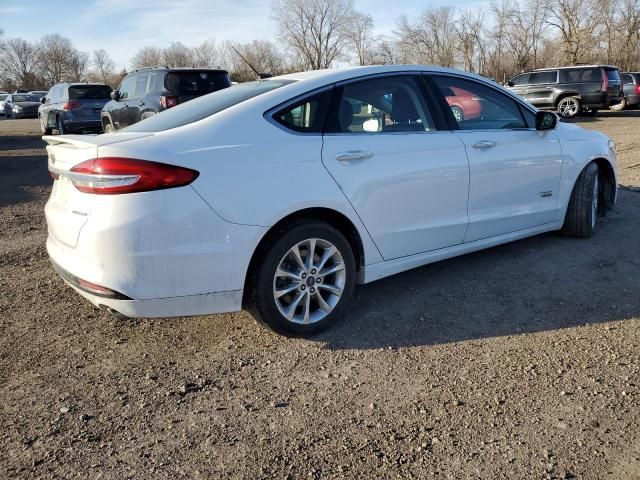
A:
[1, 114, 639, 479]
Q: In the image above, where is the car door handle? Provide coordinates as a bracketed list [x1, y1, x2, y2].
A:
[336, 151, 374, 162]
[471, 141, 497, 149]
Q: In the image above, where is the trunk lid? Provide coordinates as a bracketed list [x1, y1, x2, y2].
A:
[44, 133, 153, 248]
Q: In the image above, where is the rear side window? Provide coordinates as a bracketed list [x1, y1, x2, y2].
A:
[565, 68, 601, 82]
[529, 71, 557, 84]
[605, 69, 621, 81]
[123, 79, 295, 132]
[68, 85, 112, 100]
[165, 71, 231, 95]
[274, 89, 332, 133]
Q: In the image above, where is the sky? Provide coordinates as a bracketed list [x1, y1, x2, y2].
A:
[0, 0, 480, 69]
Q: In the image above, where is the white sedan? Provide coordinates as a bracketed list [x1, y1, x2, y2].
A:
[44, 65, 618, 336]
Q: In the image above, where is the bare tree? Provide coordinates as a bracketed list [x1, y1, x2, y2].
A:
[0, 37, 40, 89]
[192, 40, 220, 67]
[131, 46, 163, 69]
[349, 11, 377, 65]
[272, 0, 355, 69]
[162, 42, 194, 67]
[92, 49, 115, 84]
[547, 0, 599, 64]
[395, 6, 457, 67]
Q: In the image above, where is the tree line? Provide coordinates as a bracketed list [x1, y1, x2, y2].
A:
[1, 0, 639, 91]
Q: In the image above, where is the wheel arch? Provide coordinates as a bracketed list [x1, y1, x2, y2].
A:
[242, 207, 367, 307]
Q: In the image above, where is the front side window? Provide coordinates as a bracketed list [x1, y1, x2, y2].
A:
[510, 73, 530, 86]
[274, 89, 331, 133]
[433, 76, 528, 130]
[119, 76, 135, 100]
[529, 71, 557, 84]
[329, 75, 433, 134]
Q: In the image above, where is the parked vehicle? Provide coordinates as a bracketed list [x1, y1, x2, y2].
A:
[2, 93, 41, 118]
[0, 93, 8, 116]
[506, 65, 623, 118]
[101, 67, 231, 132]
[39, 83, 112, 135]
[610, 72, 640, 111]
[44, 65, 618, 336]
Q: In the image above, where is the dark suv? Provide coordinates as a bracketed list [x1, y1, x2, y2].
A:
[506, 65, 623, 118]
[610, 72, 640, 111]
[39, 83, 112, 134]
[101, 67, 231, 132]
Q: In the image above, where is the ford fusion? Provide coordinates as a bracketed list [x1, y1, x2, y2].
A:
[44, 65, 618, 336]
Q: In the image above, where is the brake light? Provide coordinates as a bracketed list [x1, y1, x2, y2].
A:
[601, 69, 608, 92]
[68, 157, 199, 194]
[160, 95, 179, 109]
[62, 101, 81, 110]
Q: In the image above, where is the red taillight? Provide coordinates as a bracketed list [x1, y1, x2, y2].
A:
[160, 95, 179, 109]
[68, 157, 199, 195]
[63, 101, 81, 110]
[601, 69, 609, 92]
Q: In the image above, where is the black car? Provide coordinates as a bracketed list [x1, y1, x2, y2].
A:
[610, 72, 640, 111]
[506, 65, 623, 118]
[101, 67, 231, 132]
[39, 83, 112, 134]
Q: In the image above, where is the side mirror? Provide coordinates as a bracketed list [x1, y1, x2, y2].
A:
[110, 90, 120, 101]
[40, 96, 46, 104]
[536, 111, 557, 131]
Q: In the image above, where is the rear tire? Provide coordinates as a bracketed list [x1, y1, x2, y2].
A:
[557, 96, 581, 118]
[246, 220, 356, 336]
[609, 98, 626, 111]
[56, 116, 65, 135]
[562, 162, 601, 238]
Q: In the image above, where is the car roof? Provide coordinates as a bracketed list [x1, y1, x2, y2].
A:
[533, 65, 618, 72]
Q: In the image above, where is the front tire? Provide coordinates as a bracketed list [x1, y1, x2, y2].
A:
[557, 96, 581, 118]
[562, 162, 601, 238]
[247, 221, 356, 336]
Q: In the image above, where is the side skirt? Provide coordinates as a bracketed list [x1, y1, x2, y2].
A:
[361, 221, 563, 284]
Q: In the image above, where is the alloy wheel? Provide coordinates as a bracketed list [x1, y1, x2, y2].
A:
[273, 238, 346, 324]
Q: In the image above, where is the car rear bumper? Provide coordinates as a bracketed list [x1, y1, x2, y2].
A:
[45, 185, 267, 318]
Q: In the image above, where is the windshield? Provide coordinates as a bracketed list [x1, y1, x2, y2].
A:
[69, 85, 112, 100]
[123, 79, 296, 133]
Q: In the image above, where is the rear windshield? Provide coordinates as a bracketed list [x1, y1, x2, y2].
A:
[69, 85, 112, 100]
[165, 71, 231, 95]
[604, 69, 621, 81]
[123, 79, 296, 133]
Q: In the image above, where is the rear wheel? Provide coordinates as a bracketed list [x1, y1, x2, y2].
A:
[609, 98, 626, 111]
[56, 116, 65, 135]
[39, 115, 52, 135]
[247, 221, 356, 336]
[557, 96, 581, 118]
[562, 162, 601, 238]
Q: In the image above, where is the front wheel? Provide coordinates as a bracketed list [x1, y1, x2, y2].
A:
[562, 162, 601, 238]
[246, 221, 356, 336]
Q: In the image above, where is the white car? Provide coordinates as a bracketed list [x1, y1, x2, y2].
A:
[44, 65, 618, 336]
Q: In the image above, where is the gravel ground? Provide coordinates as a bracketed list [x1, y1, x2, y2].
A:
[1, 115, 639, 479]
